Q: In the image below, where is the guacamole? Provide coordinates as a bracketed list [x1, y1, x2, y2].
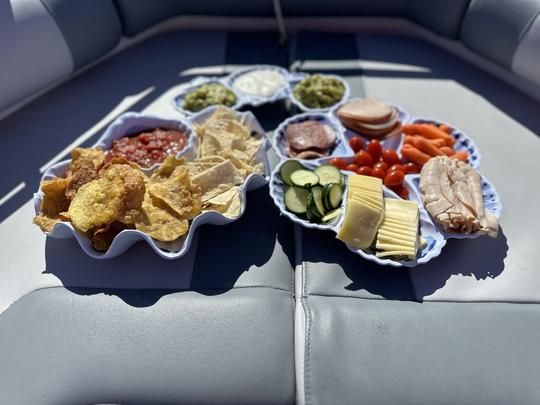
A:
[293, 75, 346, 109]
[182, 83, 237, 112]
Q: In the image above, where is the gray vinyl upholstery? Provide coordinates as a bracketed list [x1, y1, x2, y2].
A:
[113, 0, 276, 36]
[407, 0, 471, 38]
[0, 287, 295, 405]
[302, 297, 540, 405]
[461, 0, 540, 69]
[41, 0, 121, 68]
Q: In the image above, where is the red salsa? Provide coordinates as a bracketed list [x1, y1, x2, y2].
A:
[106, 128, 189, 168]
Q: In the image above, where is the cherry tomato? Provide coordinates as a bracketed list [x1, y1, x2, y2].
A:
[357, 166, 373, 176]
[354, 150, 374, 167]
[389, 164, 405, 173]
[346, 163, 360, 172]
[404, 162, 420, 174]
[397, 186, 410, 199]
[330, 157, 347, 170]
[348, 136, 363, 153]
[372, 168, 386, 180]
[366, 140, 383, 161]
[373, 161, 388, 173]
[382, 149, 400, 165]
[384, 170, 405, 187]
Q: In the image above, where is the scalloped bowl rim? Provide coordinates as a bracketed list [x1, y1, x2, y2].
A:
[288, 73, 352, 113]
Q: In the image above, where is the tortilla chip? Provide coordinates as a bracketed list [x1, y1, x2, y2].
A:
[135, 194, 189, 241]
[223, 194, 241, 218]
[206, 186, 239, 207]
[192, 160, 242, 198]
[148, 165, 202, 220]
[71, 147, 105, 171]
[33, 215, 62, 233]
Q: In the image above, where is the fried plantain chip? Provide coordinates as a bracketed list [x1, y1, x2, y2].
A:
[91, 221, 129, 252]
[40, 178, 70, 218]
[65, 159, 99, 200]
[33, 215, 61, 233]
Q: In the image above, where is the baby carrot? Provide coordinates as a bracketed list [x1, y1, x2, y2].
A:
[430, 138, 447, 148]
[402, 124, 423, 135]
[415, 136, 445, 157]
[440, 146, 454, 156]
[450, 151, 469, 161]
[404, 135, 419, 145]
[401, 146, 431, 166]
[417, 124, 455, 146]
[439, 124, 453, 134]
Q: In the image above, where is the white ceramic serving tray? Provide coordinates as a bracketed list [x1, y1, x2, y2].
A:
[288, 72, 352, 113]
[33, 107, 271, 260]
[269, 159, 447, 267]
[273, 111, 353, 164]
[225, 64, 291, 107]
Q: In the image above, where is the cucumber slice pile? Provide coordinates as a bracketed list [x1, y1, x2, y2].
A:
[279, 161, 345, 224]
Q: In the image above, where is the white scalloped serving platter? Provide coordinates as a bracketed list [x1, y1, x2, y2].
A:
[34, 108, 271, 260]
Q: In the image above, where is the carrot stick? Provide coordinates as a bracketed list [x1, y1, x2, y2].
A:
[402, 124, 423, 135]
[440, 146, 454, 156]
[439, 124, 453, 134]
[401, 146, 431, 166]
[415, 124, 455, 146]
[404, 135, 419, 145]
[415, 137, 445, 157]
[430, 138, 447, 148]
[450, 151, 469, 161]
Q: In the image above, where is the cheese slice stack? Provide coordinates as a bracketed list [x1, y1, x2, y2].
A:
[375, 198, 419, 259]
[337, 175, 384, 250]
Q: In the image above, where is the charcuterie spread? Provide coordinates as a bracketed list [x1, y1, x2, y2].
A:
[33, 65, 501, 264]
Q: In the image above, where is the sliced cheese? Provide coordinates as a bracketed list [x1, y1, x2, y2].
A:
[337, 200, 382, 250]
[376, 250, 417, 258]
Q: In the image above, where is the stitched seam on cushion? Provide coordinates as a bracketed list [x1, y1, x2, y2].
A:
[305, 292, 540, 304]
[303, 296, 312, 405]
[511, 8, 540, 63]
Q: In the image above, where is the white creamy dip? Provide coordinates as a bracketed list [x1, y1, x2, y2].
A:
[233, 69, 285, 97]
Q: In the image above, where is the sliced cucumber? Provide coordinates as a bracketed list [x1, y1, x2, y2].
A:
[306, 193, 322, 222]
[322, 208, 343, 223]
[279, 160, 305, 186]
[284, 186, 309, 214]
[311, 186, 326, 216]
[339, 174, 345, 189]
[314, 165, 342, 186]
[290, 170, 319, 188]
[323, 183, 343, 210]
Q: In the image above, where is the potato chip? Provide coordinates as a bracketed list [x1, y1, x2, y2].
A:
[40, 178, 70, 218]
[148, 165, 202, 220]
[71, 147, 105, 171]
[135, 194, 189, 241]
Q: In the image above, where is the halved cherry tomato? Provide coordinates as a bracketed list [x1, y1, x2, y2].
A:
[384, 170, 404, 186]
[354, 150, 374, 167]
[373, 161, 388, 173]
[357, 166, 373, 176]
[372, 168, 386, 180]
[346, 163, 360, 172]
[330, 157, 347, 170]
[349, 136, 363, 153]
[389, 164, 405, 173]
[366, 140, 382, 161]
[404, 162, 420, 174]
[382, 149, 400, 165]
